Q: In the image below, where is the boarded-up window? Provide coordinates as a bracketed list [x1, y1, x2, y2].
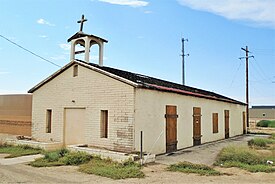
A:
[212, 113, 218, 133]
[46, 109, 52, 133]
[100, 110, 108, 138]
[73, 65, 78, 77]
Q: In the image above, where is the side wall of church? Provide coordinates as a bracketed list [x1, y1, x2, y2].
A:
[134, 89, 246, 154]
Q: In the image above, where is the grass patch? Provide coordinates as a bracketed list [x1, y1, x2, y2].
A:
[79, 157, 145, 180]
[257, 120, 275, 128]
[215, 146, 275, 173]
[221, 161, 275, 173]
[248, 138, 275, 148]
[167, 161, 221, 176]
[0, 143, 42, 158]
[30, 148, 92, 167]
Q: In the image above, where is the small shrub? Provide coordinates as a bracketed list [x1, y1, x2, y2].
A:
[79, 157, 144, 179]
[168, 161, 221, 176]
[45, 151, 61, 162]
[215, 146, 264, 165]
[248, 138, 275, 148]
[271, 134, 275, 140]
[257, 120, 269, 127]
[59, 148, 69, 157]
[222, 161, 275, 173]
[257, 120, 275, 128]
[30, 158, 65, 167]
[60, 151, 92, 165]
[215, 145, 275, 173]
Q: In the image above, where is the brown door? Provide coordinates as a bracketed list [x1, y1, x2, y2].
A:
[165, 105, 178, 153]
[224, 110, 230, 139]
[193, 107, 202, 146]
[243, 111, 246, 134]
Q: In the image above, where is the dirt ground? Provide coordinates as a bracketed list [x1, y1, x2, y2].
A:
[1, 133, 275, 183]
[0, 162, 274, 184]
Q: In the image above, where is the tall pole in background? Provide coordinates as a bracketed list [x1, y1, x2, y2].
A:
[240, 46, 254, 129]
[245, 46, 249, 129]
[181, 38, 189, 85]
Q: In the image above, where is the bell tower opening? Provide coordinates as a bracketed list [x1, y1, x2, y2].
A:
[67, 14, 108, 66]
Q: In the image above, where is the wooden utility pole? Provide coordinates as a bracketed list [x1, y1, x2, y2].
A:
[181, 38, 189, 85]
[240, 46, 254, 129]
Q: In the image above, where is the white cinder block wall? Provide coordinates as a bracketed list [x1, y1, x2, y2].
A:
[134, 89, 246, 154]
[32, 63, 245, 155]
[32, 64, 135, 152]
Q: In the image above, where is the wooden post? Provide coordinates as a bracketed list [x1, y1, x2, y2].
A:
[245, 46, 249, 128]
[140, 131, 143, 165]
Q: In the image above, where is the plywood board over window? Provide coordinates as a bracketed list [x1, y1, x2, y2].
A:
[212, 113, 218, 133]
[100, 110, 108, 138]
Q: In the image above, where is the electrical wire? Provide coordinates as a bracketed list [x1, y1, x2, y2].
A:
[0, 34, 61, 68]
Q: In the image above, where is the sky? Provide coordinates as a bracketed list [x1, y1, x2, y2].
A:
[0, 0, 274, 106]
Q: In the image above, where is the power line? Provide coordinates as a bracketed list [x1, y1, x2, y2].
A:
[251, 57, 273, 82]
[0, 34, 61, 68]
[229, 59, 243, 88]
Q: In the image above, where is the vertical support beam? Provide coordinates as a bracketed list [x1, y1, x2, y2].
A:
[99, 42, 104, 66]
[245, 46, 249, 128]
[70, 40, 76, 61]
[84, 37, 90, 63]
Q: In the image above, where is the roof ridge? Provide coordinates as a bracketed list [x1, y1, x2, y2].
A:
[86, 62, 243, 104]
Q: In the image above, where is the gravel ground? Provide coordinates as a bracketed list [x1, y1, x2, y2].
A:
[1, 134, 275, 183]
[0, 162, 274, 184]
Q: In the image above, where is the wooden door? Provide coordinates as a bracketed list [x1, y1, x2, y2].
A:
[165, 105, 178, 153]
[193, 107, 202, 146]
[243, 111, 246, 134]
[64, 108, 86, 145]
[224, 110, 230, 139]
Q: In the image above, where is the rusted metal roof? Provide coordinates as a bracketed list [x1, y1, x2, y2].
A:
[88, 62, 245, 105]
[28, 60, 245, 105]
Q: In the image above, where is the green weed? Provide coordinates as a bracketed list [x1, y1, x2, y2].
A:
[79, 157, 145, 179]
[0, 144, 42, 158]
[168, 161, 221, 176]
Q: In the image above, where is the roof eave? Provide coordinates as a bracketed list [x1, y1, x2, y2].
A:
[138, 83, 246, 106]
[28, 60, 139, 93]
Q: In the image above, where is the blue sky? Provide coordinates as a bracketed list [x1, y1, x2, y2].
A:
[0, 0, 274, 106]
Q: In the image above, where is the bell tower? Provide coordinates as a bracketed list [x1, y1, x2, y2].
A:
[68, 15, 108, 66]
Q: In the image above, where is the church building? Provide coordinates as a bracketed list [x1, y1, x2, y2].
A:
[29, 15, 246, 154]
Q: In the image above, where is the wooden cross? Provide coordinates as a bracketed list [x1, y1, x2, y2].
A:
[77, 14, 87, 32]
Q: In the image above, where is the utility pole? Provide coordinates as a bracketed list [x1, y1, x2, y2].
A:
[239, 46, 254, 130]
[181, 38, 189, 85]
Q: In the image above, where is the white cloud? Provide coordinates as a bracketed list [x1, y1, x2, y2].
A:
[59, 43, 71, 51]
[37, 18, 55, 26]
[0, 71, 10, 75]
[39, 35, 47, 38]
[177, 0, 275, 28]
[59, 43, 83, 51]
[144, 10, 152, 14]
[98, 0, 149, 7]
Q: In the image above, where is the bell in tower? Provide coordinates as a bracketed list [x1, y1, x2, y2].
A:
[67, 15, 108, 66]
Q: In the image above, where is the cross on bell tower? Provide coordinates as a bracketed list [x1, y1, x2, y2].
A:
[77, 14, 87, 32]
[67, 14, 108, 66]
